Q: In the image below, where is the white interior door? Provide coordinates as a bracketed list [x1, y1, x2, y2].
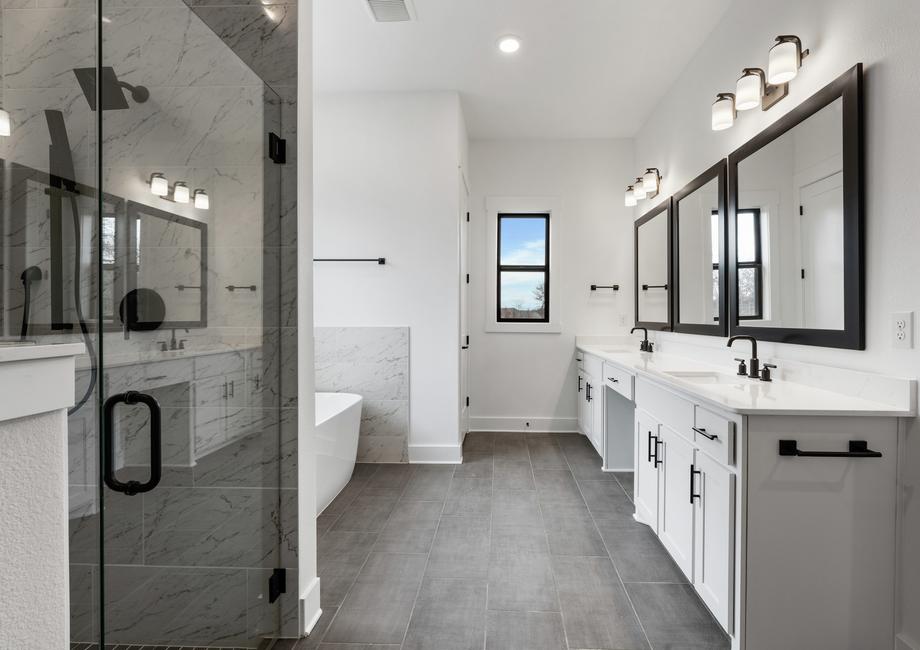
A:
[799, 172, 844, 329]
[459, 171, 470, 438]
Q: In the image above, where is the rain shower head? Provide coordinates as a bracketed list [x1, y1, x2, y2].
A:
[73, 67, 149, 111]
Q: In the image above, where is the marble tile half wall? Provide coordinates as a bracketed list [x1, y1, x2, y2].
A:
[315, 327, 409, 463]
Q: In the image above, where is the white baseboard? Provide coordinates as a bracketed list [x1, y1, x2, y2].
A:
[897, 633, 920, 650]
[469, 416, 578, 433]
[300, 576, 322, 636]
[408, 444, 463, 464]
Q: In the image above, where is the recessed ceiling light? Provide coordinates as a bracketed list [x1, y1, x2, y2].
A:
[498, 35, 521, 54]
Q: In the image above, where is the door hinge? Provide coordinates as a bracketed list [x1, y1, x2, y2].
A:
[269, 132, 287, 164]
[466, 273, 470, 284]
[466, 211, 470, 222]
[268, 567, 287, 604]
[799, 205, 804, 215]
[465, 335, 469, 345]
[801, 268, 806, 279]
[465, 396, 470, 407]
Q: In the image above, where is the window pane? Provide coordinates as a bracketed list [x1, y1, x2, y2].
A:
[500, 216, 546, 265]
[499, 271, 546, 320]
[102, 216, 116, 265]
[738, 267, 759, 317]
[737, 211, 757, 263]
[712, 268, 720, 321]
[710, 212, 720, 265]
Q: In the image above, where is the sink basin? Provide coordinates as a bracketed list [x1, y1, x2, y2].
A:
[662, 370, 745, 385]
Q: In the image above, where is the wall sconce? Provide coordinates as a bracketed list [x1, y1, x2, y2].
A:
[173, 182, 190, 204]
[624, 185, 637, 207]
[633, 177, 648, 200]
[711, 93, 736, 131]
[149, 173, 169, 196]
[0, 108, 11, 137]
[768, 35, 809, 85]
[642, 168, 660, 196]
[193, 189, 209, 210]
[737, 67, 791, 112]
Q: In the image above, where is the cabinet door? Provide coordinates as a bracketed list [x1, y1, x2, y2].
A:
[576, 372, 588, 434]
[590, 379, 604, 455]
[693, 451, 735, 634]
[658, 426, 695, 579]
[634, 410, 660, 531]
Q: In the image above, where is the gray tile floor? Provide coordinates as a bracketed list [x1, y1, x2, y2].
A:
[290, 431, 729, 650]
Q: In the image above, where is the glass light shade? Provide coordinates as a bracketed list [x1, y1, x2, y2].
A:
[625, 186, 637, 207]
[150, 173, 169, 196]
[735, 72, 763, 111]
[642, 169, 659, 195]
[768, 40, 800, 84]
[193, 189, 209, 210]
[633, 178, 648, 199]
[173, 182, 190, 204]
[711, 95, 735, 131]
[0, 109, 11, 137]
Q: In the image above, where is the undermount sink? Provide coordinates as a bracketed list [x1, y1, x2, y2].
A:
[662, 370, 745, 385]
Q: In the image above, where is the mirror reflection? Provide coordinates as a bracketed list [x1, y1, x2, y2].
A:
[677, 176, 721, 326]
[636, 207, 669, 325]
[735, 97, 844, 330]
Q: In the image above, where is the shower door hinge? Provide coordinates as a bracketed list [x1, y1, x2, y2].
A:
[269, 132, 287, 164]
[268, 567, 287, 604]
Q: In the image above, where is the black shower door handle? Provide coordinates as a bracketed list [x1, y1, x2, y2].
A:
[104, 391, 162, 495]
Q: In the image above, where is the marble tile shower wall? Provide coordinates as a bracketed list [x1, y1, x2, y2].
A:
[316, 327, 411, 463]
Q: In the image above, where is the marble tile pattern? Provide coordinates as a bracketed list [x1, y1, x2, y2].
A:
[315, 327, 410, 463]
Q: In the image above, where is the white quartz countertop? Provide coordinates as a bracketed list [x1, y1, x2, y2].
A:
[0, 342, 85, 364]
[577, 343, 916, 417]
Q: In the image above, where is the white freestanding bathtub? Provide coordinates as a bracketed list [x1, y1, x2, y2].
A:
[315, 392, 363, 515]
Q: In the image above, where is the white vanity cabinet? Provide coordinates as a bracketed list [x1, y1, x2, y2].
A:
[576, 352, 604, 455]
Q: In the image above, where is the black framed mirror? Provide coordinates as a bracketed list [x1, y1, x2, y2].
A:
[728, 63, 863, 349]
[634, 199, 672, 330]
[672, 160, 727, 336]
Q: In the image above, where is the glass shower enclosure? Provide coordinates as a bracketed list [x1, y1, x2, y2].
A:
[0, 0, 296, 646]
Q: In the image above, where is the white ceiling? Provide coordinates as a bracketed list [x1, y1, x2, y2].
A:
[314, 0, 733, 139]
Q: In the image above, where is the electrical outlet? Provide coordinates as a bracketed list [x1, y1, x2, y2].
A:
[892, 311, 913, 349]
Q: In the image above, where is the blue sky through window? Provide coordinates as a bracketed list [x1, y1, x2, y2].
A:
[500, 217, 546, 265]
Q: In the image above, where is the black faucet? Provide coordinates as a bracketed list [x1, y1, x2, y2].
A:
[631, 327, 652, 353]
[727, 335, 760, 378]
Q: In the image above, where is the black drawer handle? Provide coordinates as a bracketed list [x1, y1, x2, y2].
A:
[693, 426, 718, 441]
[779, 439, 882, 458]
[690, 464, 702, 504]
[104, 391, 162, 495]
[607, 377, 619, 383]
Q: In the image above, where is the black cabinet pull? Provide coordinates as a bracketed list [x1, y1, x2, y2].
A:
[690, 464, 702, 504]
[103, 391, 162, 496]
[586, 383, 593, 402]
[647, 431, 658, 464]
[778, 439, 882, 458]
[692, 426, 718, 441]
[655, 439, 663, 467]
[607, 377, 619, 383]
[578, 376, 583, 392]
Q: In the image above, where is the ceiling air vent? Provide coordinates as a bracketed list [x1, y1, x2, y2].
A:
[365, 0, 414, 22]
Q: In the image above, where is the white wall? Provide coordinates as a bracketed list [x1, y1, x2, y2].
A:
[313, 92, 465, 461]
[632, 1, 920, 645]
[469, 139, 635, 432]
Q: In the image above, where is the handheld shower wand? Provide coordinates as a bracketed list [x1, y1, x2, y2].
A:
[19, 266, 42, 340]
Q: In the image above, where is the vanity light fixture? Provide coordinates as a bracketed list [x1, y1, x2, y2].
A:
[642, 168, 661, 196]
[632, 177, 648, 200]
[193, 189, 209, 210]
[173, 182, 190, 204]
[768, 35, 809, 85]
[149, 173, 169, 196]
[711, 93, 736, 131]
[735, 68, 765, 111]
[0, 108, 10, 137]
[624, 185, 637, 207]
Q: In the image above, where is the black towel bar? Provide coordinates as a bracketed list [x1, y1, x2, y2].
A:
[590, 284, 620, 291]
[641, 284, 668, 291]
[778, 439, 882, 458]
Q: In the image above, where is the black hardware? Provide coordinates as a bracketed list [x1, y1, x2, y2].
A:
[631, 326, 652, 353]
[466, 211, 470, 222]
[461, 345, 469, 350]
[727, 335, 760, 378]
[268, 132, 286, 164]
[654, 438, 663, 467]
[778, 439, 882, 458]
[641, 284, 668, 291]
[734, 358, 748, 376]
[465, 396, 470, 407]
[314, 257, 387, 265]
[693, 426, 718, 441]
[590, 284, 620, 291]
[647, 431, 657, 464]
[586, 383, 593, 402]
[268, 568, 287, 604]
[466, 273, 470, 284]
[225, 285, 257, 292]
[607, 377, 619, 383]
[690, 464, 702, 503]
[578, 376, 583, 392]
[175, 284, 201, 291]
[801, 268, 806, 279]
[760, 363, 777, 382]
[103, 391, 162, 495]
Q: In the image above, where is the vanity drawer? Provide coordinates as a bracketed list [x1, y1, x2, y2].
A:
[603, 362, 633, 400]
[635, 377, 694, 437]
[693, 406, 735, 466]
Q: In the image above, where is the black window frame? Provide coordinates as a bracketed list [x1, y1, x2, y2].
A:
[496, 212, 550, 323]
[735, 207, 763, 321]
